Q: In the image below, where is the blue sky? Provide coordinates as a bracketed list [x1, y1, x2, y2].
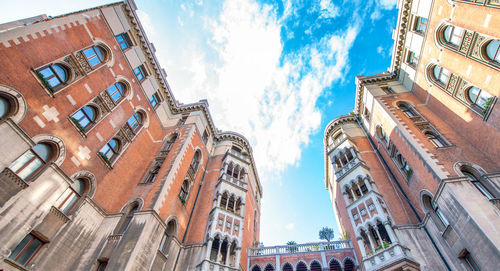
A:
[0, 0, 397, 245]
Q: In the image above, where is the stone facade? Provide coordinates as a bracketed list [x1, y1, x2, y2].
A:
[324, 0, 500, 271]
[0, 1, 262, 271]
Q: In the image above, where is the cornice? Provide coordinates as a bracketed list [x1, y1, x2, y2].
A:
[390, 0, 413, 74]
[354, 72, 396, 114]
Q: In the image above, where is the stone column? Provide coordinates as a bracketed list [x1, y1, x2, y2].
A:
[206, 238, 213, 259]
[384, 221, 397, 243]
[343, 191, 350, 204]
[225, 197, 230, 210]
[350, 147, 357, 159]
[374, 226, 384, 246]
[356, 236, 366, 257]
[216, 239, 222, 263]
[225, 244, 231, 265]
[235, 247, 242, 268]
[348, 185, 357, 200]
[357, 182, 364, 197]
[240, 203, 246, 217]
[366, 230, 376, 251]
[215, 193, 222, 208]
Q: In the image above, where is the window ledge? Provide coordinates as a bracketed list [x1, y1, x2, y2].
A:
[4, 258, 30, 271]
[440, 224, 451, 237]
[157, 249, 168, 259]
[489, 198, 500, 211]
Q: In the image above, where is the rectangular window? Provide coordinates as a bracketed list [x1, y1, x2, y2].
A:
[134, 65, 146, 82]
[408, 51, 419, 67]
[115, 33, 131, 50]
[149, 93, 160, 108]
[202, 129, 209, 144]
[459, 249, 481, 271]
[415, 17, 428, 33]
[96, 260, 108, 271]
[177, 115, 188, 126]
[9, 234, 44, 266]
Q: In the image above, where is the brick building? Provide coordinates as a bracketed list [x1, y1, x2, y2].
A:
[247, 241, 357, 271]
[0, 1, 262, 270]
[324, 0, 500, 271]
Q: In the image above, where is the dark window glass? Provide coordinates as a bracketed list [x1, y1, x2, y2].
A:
[58, 179, 85, 214]
[408, 51, 418, 66]
[179, 180, 189, 200]
[0, 96, 10, 119]
[71, 106, 96, 130]
[486, 40, 500, 63]
[463, 171, 495, 199]
[9, 143, 51, 180]
[106, 83, 126, 103]
[99, 139, 120, 161]
[467, 87, 493, 110]
[127, 112, 142, 132]
[116, 33, 131, 50]
[134, 66, 146, 81]
[433, 66, 451, 85]
[415, 17, 427, 33]
[38, 64, 68, 88]
[149, 93, 160, 108]
[83, 46, 106, 67]
[9, 234, 43, 266]
[97, 261, 108, 271]
[443, 25, 465, 46]
[118, 205, 138, 234]
[465, 254, 480, 271]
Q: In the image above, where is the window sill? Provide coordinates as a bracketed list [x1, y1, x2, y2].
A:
[440, 224, 451, 237]
[4, 258, 30, 271]
[157, 249, 168, 260]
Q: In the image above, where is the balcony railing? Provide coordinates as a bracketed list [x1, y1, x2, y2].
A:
[219, 173, 247, 190]
[327, 133, 348, 153]
[362, 243, 417, 271]
[248, 241, 352, 256]
[334, 158, 361, 180]
[227, 149, 250, 163]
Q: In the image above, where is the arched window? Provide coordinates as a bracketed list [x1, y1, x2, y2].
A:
[37, 64, 69, 90]
[344, 258, 355, 271]
[226, 163, 233, 176]
[190, 151, 201, 173]
[159, 220, 176, 255]
[462, 169, 495, 199]
[296, 262, 307, 271]
[9, 143, 54, 180]
[398, 103, 418, 118]
[220, 192, 228, 209]
[127, 112, 143, 133]
[432, 65, 451, 86]
[0, 93, 15, 120]
[376, 125, 389, 142]
[57, 178, 88, 215]
[106, 82, 126, 104]
[443, 25, 465, 46]
[329, 259, 341, 271]
[264, 264, 275, 271]
[163, 134, 177, 152]
[282, 263, 293, 271]
[425, 131, 447, 148]
[251, 265, 262, 271]
[485, 39, 500, 63]
[144, 166, 160, 183]
[422, 194, 448, 229]
[99, 138, 120, 163]
[117, 204, 139, 234]
[71, 105, 97, 131]
[179, 179, 189, 202]
[467, 87, 493, 110]
[8, 233, 45, 266]
[83, 46, 107, 67]
[310, 261, 322, 271]
[396, 154, 412, 177]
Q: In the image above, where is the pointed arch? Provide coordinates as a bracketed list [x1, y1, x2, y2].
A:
[329, 257, 342, 271]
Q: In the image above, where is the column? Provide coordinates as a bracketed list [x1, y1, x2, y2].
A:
[225, 196, 230, 210]
[205, 238, 213, 259]
[348, 185, 357, 201]
[216, 193, 222, 208]
[383, 221, 397, 243]
[235, 247, 241, 267]
[240, 203, 246, 217]
[357, 182, 364, 197]
[374, 226, 384, 246]
[343, 191, 350, 204]
[225, 244, 231, 265]
[216, 239, 222, 263]
[366, 230, 376, 251]
[356, 236, 366, 257]
[364, 178, 372, 192]
[350, 147, 357, 160]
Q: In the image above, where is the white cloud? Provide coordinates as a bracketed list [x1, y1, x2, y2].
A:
[156, 0, 360, 178]
[285, 223, 295, 230]
[136, 10, 155, 35]
[377, 0, 397, 10]
[377, 45, 383, 54]
[319, 0, 339, 19]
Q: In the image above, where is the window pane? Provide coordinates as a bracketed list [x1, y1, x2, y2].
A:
[52, 65, 67, 82]
[116, 35, 124, 43]
[39, 67, 54, 78]
[17, 158, 43, 180]
[116, 83, 125, 95]
[95, 47, 106, 61]
[0, 96, 8, 118]
[83, 106, 95, 121]
[444, 27, 453, 42]
[47, 76, 61, 87]
[88, 57, 101, 67]
[33, 143, 51, 161]
[9, 150, 35, 173]
[477, 90, 492, 109]
[16, 238, 42, 265]
[83, 48, 96, 58]
[59, 191, 78, 214]
[9, 235, 32, 261]
[468, 87, 480, 103]
[109, 139, 119, 152]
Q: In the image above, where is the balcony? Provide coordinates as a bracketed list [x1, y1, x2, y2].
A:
[219, 172, 247, 190]
[248, 240, 352, 256]
[334, 158, 361, 180]
[327, 133, 348, 153]
[362, 243, 419, 271]
[227, 149, 250, 164]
